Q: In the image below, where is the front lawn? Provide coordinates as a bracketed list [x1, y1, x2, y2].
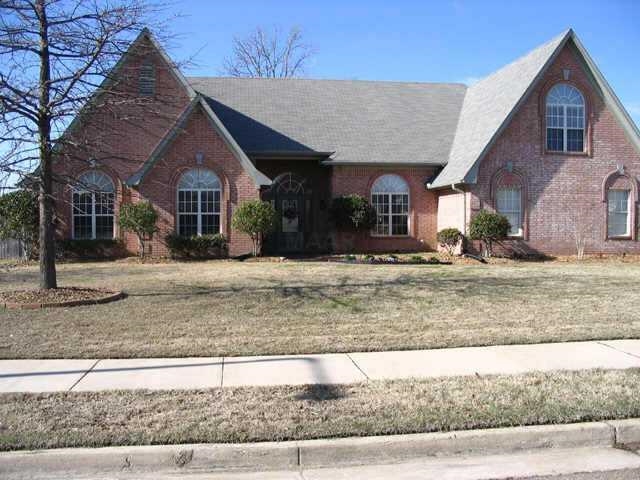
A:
[1, 369, 639, 450]
[1, 258, 639, 358]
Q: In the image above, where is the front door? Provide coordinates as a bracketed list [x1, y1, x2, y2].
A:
[278, 194, 304, 252]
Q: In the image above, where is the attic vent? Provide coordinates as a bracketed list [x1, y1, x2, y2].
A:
[138, 60, 155, 96]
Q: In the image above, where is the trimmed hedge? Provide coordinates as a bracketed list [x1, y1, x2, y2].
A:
[165, 233, 228, 259]
[57, 239, 126, 259]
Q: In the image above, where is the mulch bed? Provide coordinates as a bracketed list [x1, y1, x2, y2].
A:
[0, 287, 124, 310]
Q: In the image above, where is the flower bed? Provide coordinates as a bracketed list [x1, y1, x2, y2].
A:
[334, 254, 451, 265]
[0, 287, 124, 309]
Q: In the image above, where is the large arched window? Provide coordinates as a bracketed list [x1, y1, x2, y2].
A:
[546, 84, 585, 153]
[371, 174, 410, 236]
[72, 171, 115, 239]
[177, 168, 221, 236]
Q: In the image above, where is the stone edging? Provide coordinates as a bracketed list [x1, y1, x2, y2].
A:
[0, 419, 638, 478]
[0, 288, 125, 310]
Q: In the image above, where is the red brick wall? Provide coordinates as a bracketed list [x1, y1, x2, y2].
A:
[468, 42, 640, 255]
[52, 36, 190, 250]
[331, 166, 438, 252]
[138, 106, 259, 256]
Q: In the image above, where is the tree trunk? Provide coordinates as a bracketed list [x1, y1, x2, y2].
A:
[138, 235, 145, 259]
[36, 0, 57, 289]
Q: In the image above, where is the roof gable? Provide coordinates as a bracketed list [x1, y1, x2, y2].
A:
[429, 29, 640, 189]
[126, 96, 271, 187]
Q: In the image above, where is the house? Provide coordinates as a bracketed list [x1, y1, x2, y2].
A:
[52, 28, 640, 257]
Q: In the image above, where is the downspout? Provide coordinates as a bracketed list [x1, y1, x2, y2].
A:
[451, 183, 467, 235]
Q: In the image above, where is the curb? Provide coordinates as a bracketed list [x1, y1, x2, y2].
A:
[1, 420, 639, 478]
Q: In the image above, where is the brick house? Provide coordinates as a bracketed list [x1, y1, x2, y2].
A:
[53, 28, 640, 257]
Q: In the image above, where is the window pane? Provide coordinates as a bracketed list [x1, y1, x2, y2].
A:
[391, 194, 409, 214]
[73, 215, 92, 239]
[566, 106, 584, 129]
[95, 192, 114, 215]
[496, 188, 522, 235]
[73, 192, 93, 215]
[371, 193, 390, 235]
[95, 216, 114, 239]
[546, 105, 564, 128]
[547, 128, 564, 151]
[567, 129, 584, 152]
[201, 214, 220, 235]
[608, 190, 630, 237]
[200, 190, 214, 213]
[178, 214, 198, 236]
[391, 214, 408, 235]
[178, 190, 198, 213]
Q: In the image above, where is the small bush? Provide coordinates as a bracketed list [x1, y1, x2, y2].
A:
[231, 200, 278, 256]
[330, 195, 378, 232]
[468, 210, 510, 257]
[437, 228, 463, 255]
[165, 233, 228, 259]
[409, 255, 426, 263]
[118, 201, 158, 258]
[58, 239, 125, 259]
[345, 254, 357, 262]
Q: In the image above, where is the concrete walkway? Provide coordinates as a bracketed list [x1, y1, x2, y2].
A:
[1, 339, 639, 392]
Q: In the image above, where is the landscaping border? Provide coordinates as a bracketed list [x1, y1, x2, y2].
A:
[0, 420, 638, 478]
[0, 288, 125, 310]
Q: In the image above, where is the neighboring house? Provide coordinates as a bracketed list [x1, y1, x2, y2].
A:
[52, 28, 640, 257]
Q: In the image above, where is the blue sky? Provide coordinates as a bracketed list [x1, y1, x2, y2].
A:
[168, 0, 640, 126]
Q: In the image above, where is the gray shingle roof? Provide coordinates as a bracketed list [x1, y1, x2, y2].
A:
[188, 77, 467, 165]
[428, 30, 571, 188]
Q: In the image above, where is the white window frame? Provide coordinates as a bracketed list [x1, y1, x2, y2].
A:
[176, 169, 222, 237]
[370, 175, 410, 237]
[545, 84, 585, 153]
[496, 187, 523, 237]
[71, 172, 115, 240]
[607, 189, 631, 238]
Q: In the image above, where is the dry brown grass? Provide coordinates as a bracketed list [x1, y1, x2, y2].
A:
[1, 259, 639, 358]
[1, 369, 639, 451]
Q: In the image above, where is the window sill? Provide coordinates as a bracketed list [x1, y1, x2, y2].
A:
[544, 149, 589, 157]
[606, 235, 633, 241]
[370, 234, 412, 239]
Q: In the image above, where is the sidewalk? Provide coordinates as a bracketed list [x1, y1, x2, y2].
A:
[1, 339, 639, 393]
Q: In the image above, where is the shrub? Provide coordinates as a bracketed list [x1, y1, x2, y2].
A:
[468, 210, 510, 257]
[57, 239, 125, 259]
[231, 200, 278, 256]
[409, 255, 426, 263]
[118, 201, 158, 258]
[330, 195, 378, 232]
[0, 190, 39, 259]
[437, 227, 463, 255]
[165, 233, 227, 259]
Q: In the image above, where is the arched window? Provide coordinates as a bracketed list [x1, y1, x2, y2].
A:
[608, 189, 631, 238]
[546, 84, 585, 153]
[371, 174, 410, 236]
[496, 187, 522, 236]
[72, 171, 115, 240]
[177, 168, 221, 236]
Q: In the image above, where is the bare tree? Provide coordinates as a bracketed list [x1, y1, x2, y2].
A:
[222, 26, 315, 78]
[0, 0, 177, 289]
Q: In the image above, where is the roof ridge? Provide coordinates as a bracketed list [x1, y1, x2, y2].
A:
[186, 76, 467, 87]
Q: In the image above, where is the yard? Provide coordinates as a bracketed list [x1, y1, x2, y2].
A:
[1, 258, 640, 359]
[2, 369, 640, 450]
